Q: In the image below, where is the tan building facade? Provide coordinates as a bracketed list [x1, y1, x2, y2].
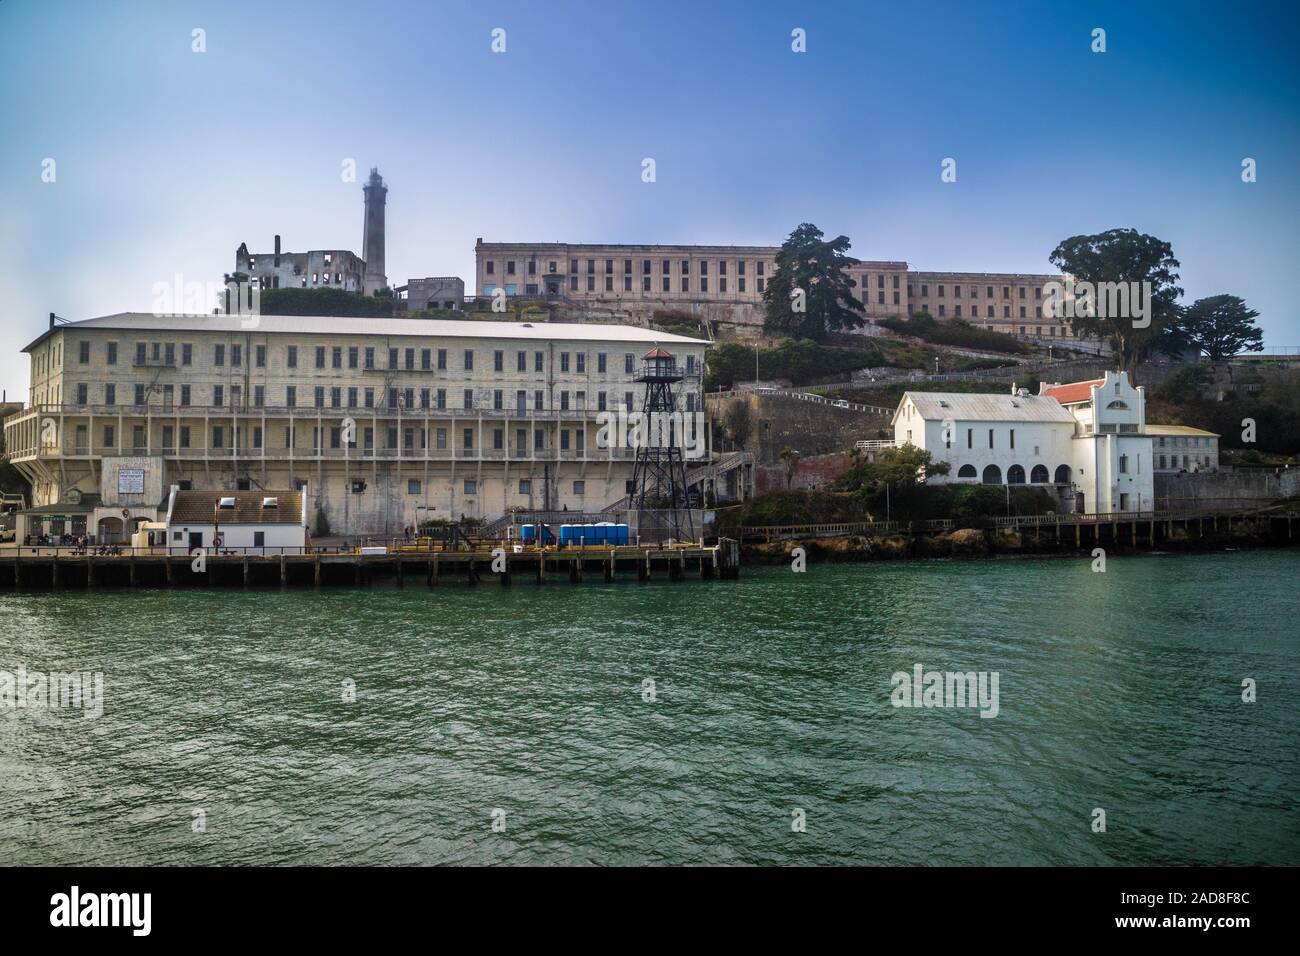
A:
[475, 240, 1077, 340]
[5, 313, 709, 535]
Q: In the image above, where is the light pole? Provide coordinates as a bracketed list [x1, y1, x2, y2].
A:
[755, 341, 760, 385]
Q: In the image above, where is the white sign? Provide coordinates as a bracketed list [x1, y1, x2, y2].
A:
[118, 468, 145, 495]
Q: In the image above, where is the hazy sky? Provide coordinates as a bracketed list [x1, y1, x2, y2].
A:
[2, 0, 1297, 396]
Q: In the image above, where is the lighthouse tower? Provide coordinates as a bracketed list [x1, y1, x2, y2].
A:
[361, 168, 387, 295]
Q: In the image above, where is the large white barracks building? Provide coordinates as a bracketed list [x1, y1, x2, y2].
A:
[4, 312, 709, 537]
[892, 371, 1157, 514]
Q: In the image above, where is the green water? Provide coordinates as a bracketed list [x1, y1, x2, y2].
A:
[1, 550, 1297, 866]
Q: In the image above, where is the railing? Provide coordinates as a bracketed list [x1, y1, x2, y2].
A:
[855, 440, 896, 451]
[732, 507, 1278, 540]
[7, 544, 355, 558]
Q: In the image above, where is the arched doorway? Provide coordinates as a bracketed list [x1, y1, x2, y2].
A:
[97, 516, 124, 543]
[1031, 464, 1049, 483]
[958, 464, 977, 479]
[1007, 464, 1026, 484]
[1054, 464, 1072, 484]
[982, 464, 1002, 484]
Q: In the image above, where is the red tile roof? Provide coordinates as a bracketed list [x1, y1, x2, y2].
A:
[1043, 379, 1105, 405]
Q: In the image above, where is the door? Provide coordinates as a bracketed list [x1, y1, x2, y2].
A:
[188, 531, 203, 551]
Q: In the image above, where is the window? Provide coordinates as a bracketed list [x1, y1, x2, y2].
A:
[519, 479, 531, 494]
[535, 351, 544, 372]
[464, 388, 474, 410]
[560, 352, 569, 372]
[286, 345, 297, 368]
[463, 428, 473, 450]
[103, 424, 115, 447]
[422, 349, 432, 371]
[408, 479, 421, 495]
[76, 383, 87, 404]
[181, 384, 191, 406]
[285, 386, 295, 407]
[256, 344, 266, 368]
[574, 480, 585, 495]
[624, 353, 635, 374]
[517, 351, 527, 372]
[463, 350, 473, 371]
[464, 480, 477, 495]
[988, 429, 994, 449]
[254, 385, 265, 407]
[231, 344, 242, 367]
[105, 384, 116, 405]
[315, 346, 326, 369]
[314, 387, 324, 408]
[78, 341, 90, 363]
[494, 350, 504, 372]
[214, 343, 225, 366]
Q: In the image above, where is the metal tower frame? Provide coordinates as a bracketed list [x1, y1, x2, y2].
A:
[628, 348, 695, 543]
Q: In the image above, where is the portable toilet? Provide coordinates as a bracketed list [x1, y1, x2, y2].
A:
[613, 523, 630, 546]
[559, 524, 574, 547]
[521, 525, 536, 544]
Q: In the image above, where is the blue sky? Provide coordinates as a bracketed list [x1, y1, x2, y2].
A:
[2, 0, 1297, 393]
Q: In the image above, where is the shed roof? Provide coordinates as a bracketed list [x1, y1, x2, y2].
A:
[1042, 379, 1106, 405]
[170, 490, 303, 525]
[898, 391, 1075, 424]
[1145, 424, 1219, 437]
[26, 313, 710, 352]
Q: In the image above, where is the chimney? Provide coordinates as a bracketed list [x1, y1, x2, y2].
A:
[274, 234, 281, 267]
[49, 312, 55, 329]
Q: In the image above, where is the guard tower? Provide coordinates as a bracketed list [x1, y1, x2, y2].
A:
[628, 347, 695, 543]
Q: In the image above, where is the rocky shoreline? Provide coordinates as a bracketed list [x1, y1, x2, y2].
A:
[741, 518, 1295, 564]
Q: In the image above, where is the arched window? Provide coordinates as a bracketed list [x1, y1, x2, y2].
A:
[1054, 464, 1072, 484]
[1106, 400, 1129, 409]
[982, 464, 1002, 485]
[958, 464, 977, 479]
[1007, 464, 1026, 484]
[1031, 464, 1049, 483]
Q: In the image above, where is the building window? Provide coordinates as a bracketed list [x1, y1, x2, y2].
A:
[463, 350, 473, 371]
[408, 479, 421, 495]
[464, 480, 477, 495]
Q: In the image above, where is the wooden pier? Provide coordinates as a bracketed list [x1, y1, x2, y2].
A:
[733, 508, 1297, 550]
[0, 540, 741, 589]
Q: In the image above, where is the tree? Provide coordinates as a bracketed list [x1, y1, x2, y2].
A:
[724, 400, 754, 448]
[763, 223, 865, 341]
[835, 444, 950, 498]
[780, 447, 801, 490]
[1048, 228, 1182, 380]
[1170, 295, 1263, 361]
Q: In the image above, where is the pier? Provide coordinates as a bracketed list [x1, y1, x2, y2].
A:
[733, 507, 1298, 550]
[0, 540, 741, 589]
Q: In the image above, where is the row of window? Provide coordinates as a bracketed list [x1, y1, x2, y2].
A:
[1158, 454, 1213, 469]
[910, 283, 1040, 299]
[920, 304, 1060, 321]
[69, 383, 696, 412]
[488, 276, 766, 295]
[486, 258, 770, 277]
[83, 423, 604, 454]
[74, 341, 696, 376]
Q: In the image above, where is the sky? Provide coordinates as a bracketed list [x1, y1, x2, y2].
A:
[1, 0, 1298, 396]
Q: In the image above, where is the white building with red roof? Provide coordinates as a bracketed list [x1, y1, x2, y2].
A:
[892, 370, 1156, 515]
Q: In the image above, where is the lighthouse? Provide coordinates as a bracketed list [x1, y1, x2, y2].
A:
[361, 168, 387, 295]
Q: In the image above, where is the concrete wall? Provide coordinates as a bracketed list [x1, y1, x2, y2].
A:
[755, 451, 853, 494]
[1155, 470, 1295, 510]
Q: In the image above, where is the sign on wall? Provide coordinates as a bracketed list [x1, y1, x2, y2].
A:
[118, 468, 145, 495]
